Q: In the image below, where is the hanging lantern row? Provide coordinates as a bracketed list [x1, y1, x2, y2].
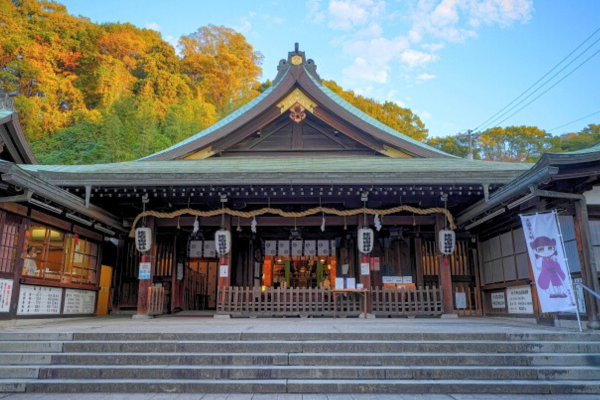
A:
[131, 205, 457, 256]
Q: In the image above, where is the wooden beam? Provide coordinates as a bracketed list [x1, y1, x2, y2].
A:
[292, 122, 303, 149]
[304, 119, 351, 149]
[246, 119, 291, 149]
[312, 107, 385, 153]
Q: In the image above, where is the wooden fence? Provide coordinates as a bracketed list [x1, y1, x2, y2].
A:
[217, 286, 444, 317]
[453, 286, 482, 316]
[371, 286, 443, 316]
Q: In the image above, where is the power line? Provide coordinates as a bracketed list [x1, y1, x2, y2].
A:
[549, 110, 600, 132]
[473, 26, 600, 132]
[491, 47, 600, 129]
[478, 35, 600, 131]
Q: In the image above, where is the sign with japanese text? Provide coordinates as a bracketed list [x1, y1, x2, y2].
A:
[507, 285, 534, 314]
[17, 285, 62, 315]
[0, 278, 13, 313]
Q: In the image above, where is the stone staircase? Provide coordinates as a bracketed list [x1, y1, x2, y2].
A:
[0, 331, 599, 394]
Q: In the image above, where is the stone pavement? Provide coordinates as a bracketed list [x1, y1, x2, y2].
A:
[1, 394, 600, 399]
[0, 314, 592, 335]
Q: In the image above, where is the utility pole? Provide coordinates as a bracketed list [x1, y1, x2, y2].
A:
[456, 129, 481, 160]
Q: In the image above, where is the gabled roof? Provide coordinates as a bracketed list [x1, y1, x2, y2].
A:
[0, 97, 38, 165]
[142, 47, 453, 161]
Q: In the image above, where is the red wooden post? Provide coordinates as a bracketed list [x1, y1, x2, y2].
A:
[217, 215, 232, 289]
[359, 254, 372, 313]
[436, 214, 454, 314]
[135, 217, 155, 317]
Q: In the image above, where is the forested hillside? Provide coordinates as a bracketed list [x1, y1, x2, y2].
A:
[0, 0, 598, 164]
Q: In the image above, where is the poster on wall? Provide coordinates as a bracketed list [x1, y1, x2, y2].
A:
[0, 278, 13, 313]
[63, 289, 96, 314]
[17, 285, 62, 315]
[507, 285, 534, 314]
[138, 262, 151, 279]
[455, 292, 467, 309]
[520, 211, 577, 313]
[491, 292, 506, 309]
[219, 265, 229, 278]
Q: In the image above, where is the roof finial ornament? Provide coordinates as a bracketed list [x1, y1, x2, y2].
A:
[295, 42, 299, 52]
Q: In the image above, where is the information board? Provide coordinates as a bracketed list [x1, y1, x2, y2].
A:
[455, 292, 467, 309]
[17, 285, 62, 315]
[138, 262, 151, 279]
[507, 285, 534, 314]
[0, 278, 13, 313]
[63, 289, 96, 314]
[491, 292, 506, 309]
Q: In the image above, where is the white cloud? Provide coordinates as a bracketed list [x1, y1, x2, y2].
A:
[313, 0, 533, 86]
[417, 73, 437, 81]
[327, 0, 385, 30]
[422, 43, 445, 52]
[263, 15, 284, 25]
[401, 49, 439, 68]
[421, 110, 432, 119]
[386, 90, 406, 107]
[232, 12, 257, 35]
[343, 57, 388, 83]
[307, 0, 326, 23]
[145, 22, 161, 32]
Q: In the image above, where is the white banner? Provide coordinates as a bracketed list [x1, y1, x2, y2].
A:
[520, 212, 577, 313]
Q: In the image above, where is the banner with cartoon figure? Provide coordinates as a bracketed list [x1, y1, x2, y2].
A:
[520, 211, 577, 313]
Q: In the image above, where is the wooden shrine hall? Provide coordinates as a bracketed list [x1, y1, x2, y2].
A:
[0, 46, 599, 328]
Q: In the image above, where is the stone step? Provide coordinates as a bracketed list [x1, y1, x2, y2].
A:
[3, 365, 594, 381]
[56, 340, 600, 354]
[0, 342, 63, 353]
[2, 378, 599, 394]
[0, 333, 73, 342]
[68, 332, 600, 342]
[2, 352, 598, 366]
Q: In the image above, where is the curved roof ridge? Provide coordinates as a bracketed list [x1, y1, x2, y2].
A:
[304, 67, 456, 158]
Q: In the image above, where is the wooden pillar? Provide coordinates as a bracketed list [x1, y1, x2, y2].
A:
[136, 217, 155, 317]
[9, 218, 28, 319]
[218, 216, 232, 288]
[414, 237, 424, 288]
[574, 201, 600, 329]
[436, 214, 453, 314]
[171, 234, 184, 311]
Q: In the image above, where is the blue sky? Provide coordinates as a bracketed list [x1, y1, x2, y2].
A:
[58, 0, 600, 139]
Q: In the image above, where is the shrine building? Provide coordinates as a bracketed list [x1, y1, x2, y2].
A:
[0, 46, 599, 328]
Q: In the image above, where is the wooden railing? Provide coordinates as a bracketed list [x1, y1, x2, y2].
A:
[217, 286, 444, 317]
[147, 286, 165, 316]
[371, 286, 443, 316]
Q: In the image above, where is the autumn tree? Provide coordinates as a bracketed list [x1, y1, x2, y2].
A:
[322, 80, 428, 142]
[477, 126, 560, 162]
[426, 136, 478, 158]
[180, 25, 263, 116]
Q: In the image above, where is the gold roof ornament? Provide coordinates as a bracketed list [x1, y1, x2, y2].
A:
[277, 88, 317, 114]
[291, 55, 303, 65]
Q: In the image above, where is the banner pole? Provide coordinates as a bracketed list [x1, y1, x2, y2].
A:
[553, 210, 582, 333]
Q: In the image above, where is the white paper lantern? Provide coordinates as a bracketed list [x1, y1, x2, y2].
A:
[135, 227, 152, 253]
[438, 229, 456, 255]
[357, 227, 374, 254]
[215, 229, 231, 256]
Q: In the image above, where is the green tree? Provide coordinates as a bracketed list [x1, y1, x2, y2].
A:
[322, 80, 428, 142]
[426, 136, 478, 158]
[560, 124, 600, 152]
